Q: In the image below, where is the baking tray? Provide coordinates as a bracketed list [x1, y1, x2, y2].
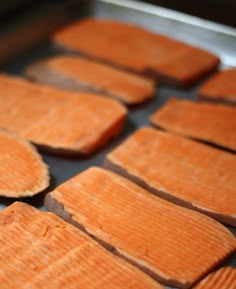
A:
[0, 0, 235, 287]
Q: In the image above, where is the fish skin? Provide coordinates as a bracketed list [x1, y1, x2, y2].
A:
[25, 55, 156, 105]
[0, 202, 164, 289]
[105, 127, 236, 226]
[0, 129, 49, 197]
[198, 68, 236, 105]
[192, 267, 236, 289]
[53, 18, 219, 86]
[45, 166, 236, 289]
[150, 97, 236, 152]
[0, 73, 127, 155]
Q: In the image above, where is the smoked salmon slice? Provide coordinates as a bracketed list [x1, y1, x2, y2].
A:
[53, 18, 219, 86]
[0, 129, 49, 197]
[45, 167, 236, 289]
[198, 68, 236, 105]
[0, 74, 127, 154]
[25, 55, 156, 105]
[104, 127, 236, 226]
[193, 267, 236, 289]
[149, 97, 236, 152]
[0, 202, 163, 289]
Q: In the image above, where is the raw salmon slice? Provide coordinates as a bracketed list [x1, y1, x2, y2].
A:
[193, 267, 236, 289]
[150, 97, 236, 152]
[104, 127, 236, 226]
[45, 167, 236, 289]
[25, 55, 156, 105]
[0, 202, 163, 289]
[0, 129, 49, 197]
[53, 18, 219, 86]
[0, 74, 127, 154]
[198, 68, 236, 104]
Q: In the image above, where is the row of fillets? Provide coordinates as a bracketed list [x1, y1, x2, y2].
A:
[1, 127, 236, 288]
[0, 18, 235, 289]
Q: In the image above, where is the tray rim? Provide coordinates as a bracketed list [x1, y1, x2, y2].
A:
[97, 0, 236, 36]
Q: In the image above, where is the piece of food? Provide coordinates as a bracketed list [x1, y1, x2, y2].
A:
[104, 127, 236, 226]
[0, 129, 49, 197]
[0, 202, 163, 289]
[193, 267, 236, 289]
[53, 18, 219, 86]
[0, 74, 127, 154]
[198, 68, 236, 104]
[25, 55, 156, 105]
[45, 167, 236, 289]
[150, 97, 236, 152]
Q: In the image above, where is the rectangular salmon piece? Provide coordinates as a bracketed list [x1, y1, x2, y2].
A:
[0, 129, 49, 197]
[193, 267, 236, 289]
[45, 167, 236, 289]
[198, 68, 236, 105]
[53, 18, 219, 86]
[0, 202, 163, 289]
[0, 74, 127, 154]
[25, 55, 156, 105]
[149, 97, 236, 152]
[104, 127, 236, 226]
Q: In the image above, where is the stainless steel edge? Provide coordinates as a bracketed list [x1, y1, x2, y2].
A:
[98, 0, 236, 35]
[95, 0, 236, 68]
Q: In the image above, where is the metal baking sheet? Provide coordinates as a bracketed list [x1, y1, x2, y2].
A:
[0, 0, 235, 287]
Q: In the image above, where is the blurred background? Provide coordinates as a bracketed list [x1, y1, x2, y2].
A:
[1, 0, 235, 28]
[140, 0, 236, 28]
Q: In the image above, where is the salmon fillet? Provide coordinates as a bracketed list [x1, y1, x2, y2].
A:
[25, 55, 156, 105]
[0, 74, 127, 154]
[53, 18, 219, 86]
[45, 167, 236, 289]
[0, 202, 163, 289]
[104, 127, 236, 226]
[149, 97, 236, 152]
[193, 267, 236, 289]
[198, 68, 236, 105]
[0, 129, 49, 197]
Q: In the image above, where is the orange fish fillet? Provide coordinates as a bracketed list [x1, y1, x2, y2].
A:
[150, 97, 236, 152]
[0, 202, 163, 289]
[45, 167, 236, 289]
[198, 68, 236, 105]
[25, 55, 156, 105]
[0, 74, 127, 154]
[53, 18, 219, 86]
[104, 127, 236, 226]
[193, 267, 236, 289]
[0, 129, 49, 197]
